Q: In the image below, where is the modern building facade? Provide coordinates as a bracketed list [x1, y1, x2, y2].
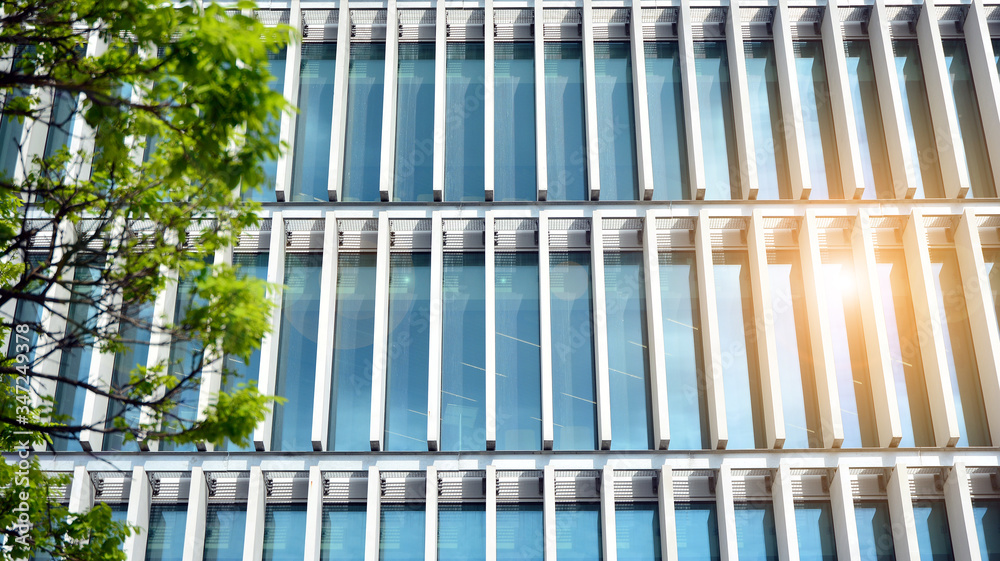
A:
[6, 0, 1000, 558]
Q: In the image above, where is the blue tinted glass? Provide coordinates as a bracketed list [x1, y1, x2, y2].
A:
[995, 39, 1000, 74]
[203, 504, 246, 561]
[616, 503, 661, 560]
[545, 42, 588, 201]
[745, 41, 788, 199]
[676, 503, 721, 561]
[441, 253, 486, 451]
[794, 41, 840, 199]
[219, 253, 269, 452]
[821, 252, 877, 448]
[550, 252, 597, 450]
[495, 43, 536, 201]
[145, 504, 187, 561]
[855, 501, 896, 561]
[439, 504, 486, 561]
[103, 300, 154, 451]
[594, 43, 638, 200]
[557, 503, 602, 561]
[795, 503, 836, 561]
[844, 41, 892, 199]
[329, 252, 377, 451]
[714, 251, 762, 449]
[496, 252, 541, 450]
[604, 252, 652, 450]
[272, 253, 322, 451]
[342, 43, 385, 202]
[248, 49, 286, 201]
[734, 503, 779, 561]
[321, 504, 367, 561]
[445, 43, 485, 201]
[943, 40, 995, 198]
[877, 249, 934, 447]
[973, 499, 1000, 560]
[42, 90, 78, 161]
[291, 44, 337, 202]
[893, 40, 943, 198]
[0, 107, 25, 179]
[497, 504, 543, 561]
[913, 500, 954, 561]
[8, 256, 46, 361]
[263, 504, 307, 561]
[380, 504, 425, 561]
[660, 252, 707, 449]
[385, 253, 431, 451]
[694, 42, 737, 200]
[930, 249, 990, 446]
[769, 251, 820, 448]
[645, 42, 688, 200]
[395, 43, 435, 202]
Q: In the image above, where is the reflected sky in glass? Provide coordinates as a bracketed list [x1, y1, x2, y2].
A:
[676, 502, 720, 561]
[545, 42, 588, 201]
[395, 43, 435, 202]
[496, 252, 542, 450]
[844, 41, 892, 199]
[794, 41, 840, 199]
[594, 42, 638, 201]
[385, 253, 431, 451]
[495, 43, 536, 201]
[893, 40, 943, 198]
[694, 42, 737, 200]
[291, 44, 336, 202]
[441, 253, 486, 451]
[646, 42, 689, 200]
[263, 505, 307, 561]
[445, 43, 485, 201]
[343, 43, 385, 202]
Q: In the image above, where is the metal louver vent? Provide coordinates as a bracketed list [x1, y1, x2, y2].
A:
[443, 218, 485, 251]
[732, 469, 772, 500]
[691, 7, 727, 40]
[149, 472, 191, 503]
[967, 467, 1000, 498]
[840, 5, 872, 37]
[613, 470, 658, 500]
[255, 9, 290, 27]
[494, 8, 533, 41]
[285, 218, 324, 252]
[302, 10, 339, 42]
[381, 472, 426, 503]
[791, 469, 831, 500]
[91, 472, 132, 504]
[236, 218, 272, 253]
[43, 473, 71, 503]
[543, 8, 583, 40]
[554, 470, 600, 502]
[447, 9, 485, 41]
[494, 218, 538, 250]
[438, 471, 486, 503]
[673, 470, 716, 500]
[789, 7, 824, 39]
[265, 471, 309, 503]
[206, 471, 250, 502]
[887, 5, 921, 37]
[642, 7, 679, 39]
[352, 9, 388, 42]
[390, 218, 432, 251]
[742, 6, 775, 39]
[654, 217, 696, 248]
[851, 468, 888, 499]
[323, 471, 368, 503]
[593, 8, 630, 41]
[496, 470, 543, 503]
[338, 218, 379, 251]
[398, 9, 436, 42]
[602, 217, 643, 250]
[26, 220, 55, 250]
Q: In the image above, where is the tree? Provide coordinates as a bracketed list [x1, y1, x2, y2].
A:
[0, 0, 292, 557]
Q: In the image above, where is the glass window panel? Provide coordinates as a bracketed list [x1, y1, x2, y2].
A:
[594, 42, 638, 201]
[734, 503, 779, 561]
[913, 500, 955, 561]
[794, 502, 837, 561]
[604, 251, 652, 450]
[0, 47, 28, 179]
[439, 504, 486, 561]
[557, 503, 602, 561]
[550, 252, 598, 450]
[145, 504, 187, 561]
[877, 248, 934, 447]
[930, 248, 990, 446]
[445, 43, 485, 201]
[329, 252, 377, 451]
[497, 504, 544, 561]
[714, 251, 764, 449]
[246, 49, 287, 201]
[973, 499, 1000, 560]
[694, 42, 739, 200]
[272, 253, 322, 451]
[42, 90, 78, 161]
[676, 502, 721, 561]
[942, 40, 995, 198]
[616, 503, 661, 560]
[995, 39, 1000, 74]
[380, 504, 426, 561]
[441, 252, 486, 451]
[659, 252, 708, 449]
[342, 43, 385, 202]
[844, 41, 893, 199]
[385, 252, 431, 451]
[545, 42, 588, 201]
[769, 250, 822, 448]
[394, 43, 435, 202]
[218, 253, 269, 452]
[290, 43, 337, 202]
[203, 504, 247, 561]
[7, 255, 46, 362]
[320, 504, 367, 561]
[893, 40, 943, 198]
[103, 300, 154, 451]
[496, 252, 542, 450]
[263, 504, 307, 561]
[855, 501, 896, 561]
[986, 248, 1000, 339]
[820, 250, 878, 448]
[645, 42, 688, 200]
[745, 41, 789, 199]
[794, 41, 841, 199]
[494, 43, 536, 202]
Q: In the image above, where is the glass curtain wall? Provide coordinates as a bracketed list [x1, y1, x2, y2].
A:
[494, 43, 536, 201]
[734, 503, 779, 561]
[380, 504, 426, 561]
[893, 40, 944, 198]
[844, 41, 893, 199]
[0, 46, 28, 179]
[676, 502, 721, 561]
[272, 253, 322, 451]
[103, 300, 154, 451]
[615, 503, 661, 560]
[329, 252, 377, 451]
[973, 500, 1000, 560]
[320, 504, 367, 561]
[342, 43, 385, 202]
[794, 41, 841, 199]
[556, 503, 602, 561]
[855, 501, 896, 560]
[42, 90, 79, 162]
[394, 43, 435, 202]
[203, 504, 247, 561]
[794, 503, 837, 561]
[694, 42, 739, 200]
[594, 42, 638, 200]
[290, 44, 336, 202]
[645, 42, 688, 200]
[262, 504, 308, 560]
[441, 252, 486, 451]
[144, 504, 187, 561]
[545, 42, 588, 201]
[445, 43, 485, 201]
[912, 500, 955, 561]
[497, 504, 543, 560]
[439, 504, 486, 561]
[744, 41, 789, 199]
[247, 48, 286, 201]
[942, 40, 995, 198]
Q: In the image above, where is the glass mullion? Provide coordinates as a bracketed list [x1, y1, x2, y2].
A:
[793, 41, 841, 199]
[342, 43, 386, 202]
[645, 41, 688, 200]
[594, 42, 638, 201]
[942, 40, 996, 198]
[744, 40, 789, 199]
[844, 40, 893, 199]
[441, 252, 486, 451]
[394, 42, 436, 202]
[290, 43, 337, 202]
[544, 42, 588, 201]
[320, 504, 367, 561]
[494, 43, 536, 201]
[262, 504, 308, 561]
[892, 40, 944, 199]
[445, 43, 486, 202]
[246, 49, 287, 201]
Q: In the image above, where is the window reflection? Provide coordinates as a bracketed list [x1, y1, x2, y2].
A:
[912, 500, 954, 560]
[594, 42, 638, 201]
[380, 504, 425, 561]
[855, 501, 895, 561]
[557, 503, 602, 561]
[646, 42, 689, 200]
[495, 43, 536, 201]
[103, 300, 154, 452]
[320, 504, 366, 561]
[942, 40, 995, 198]
[676, 502, 721, 561]
[545, 42, 588, 201]
[342, 43, 385, 202]
[893, 40, 943, 198]
[439, 504, 486, 561]
[734, 503, 779, 561]
[394, 43, 435, 202]
[441, 252, 486, 451]
[496, 252, 542, 450]
[973, 499, 1000, 559]
[290, 44, 337, 202]
[145, 504, 187, 561]
[445, 43, 485, 201]
[203, 504, 247, 561]
[385, 253, 431, 451]
[694, 42, 739, 200]
[262, 504, 307, 561]
[794, 41, 840, 199]
[844, 41, 892, 199]
[615, 503, 660, 560]
[497, 504, 543, 561]
[745, 41, 788, 199]
[794, 502, 836, 561]
[247, 49, 286, 201]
